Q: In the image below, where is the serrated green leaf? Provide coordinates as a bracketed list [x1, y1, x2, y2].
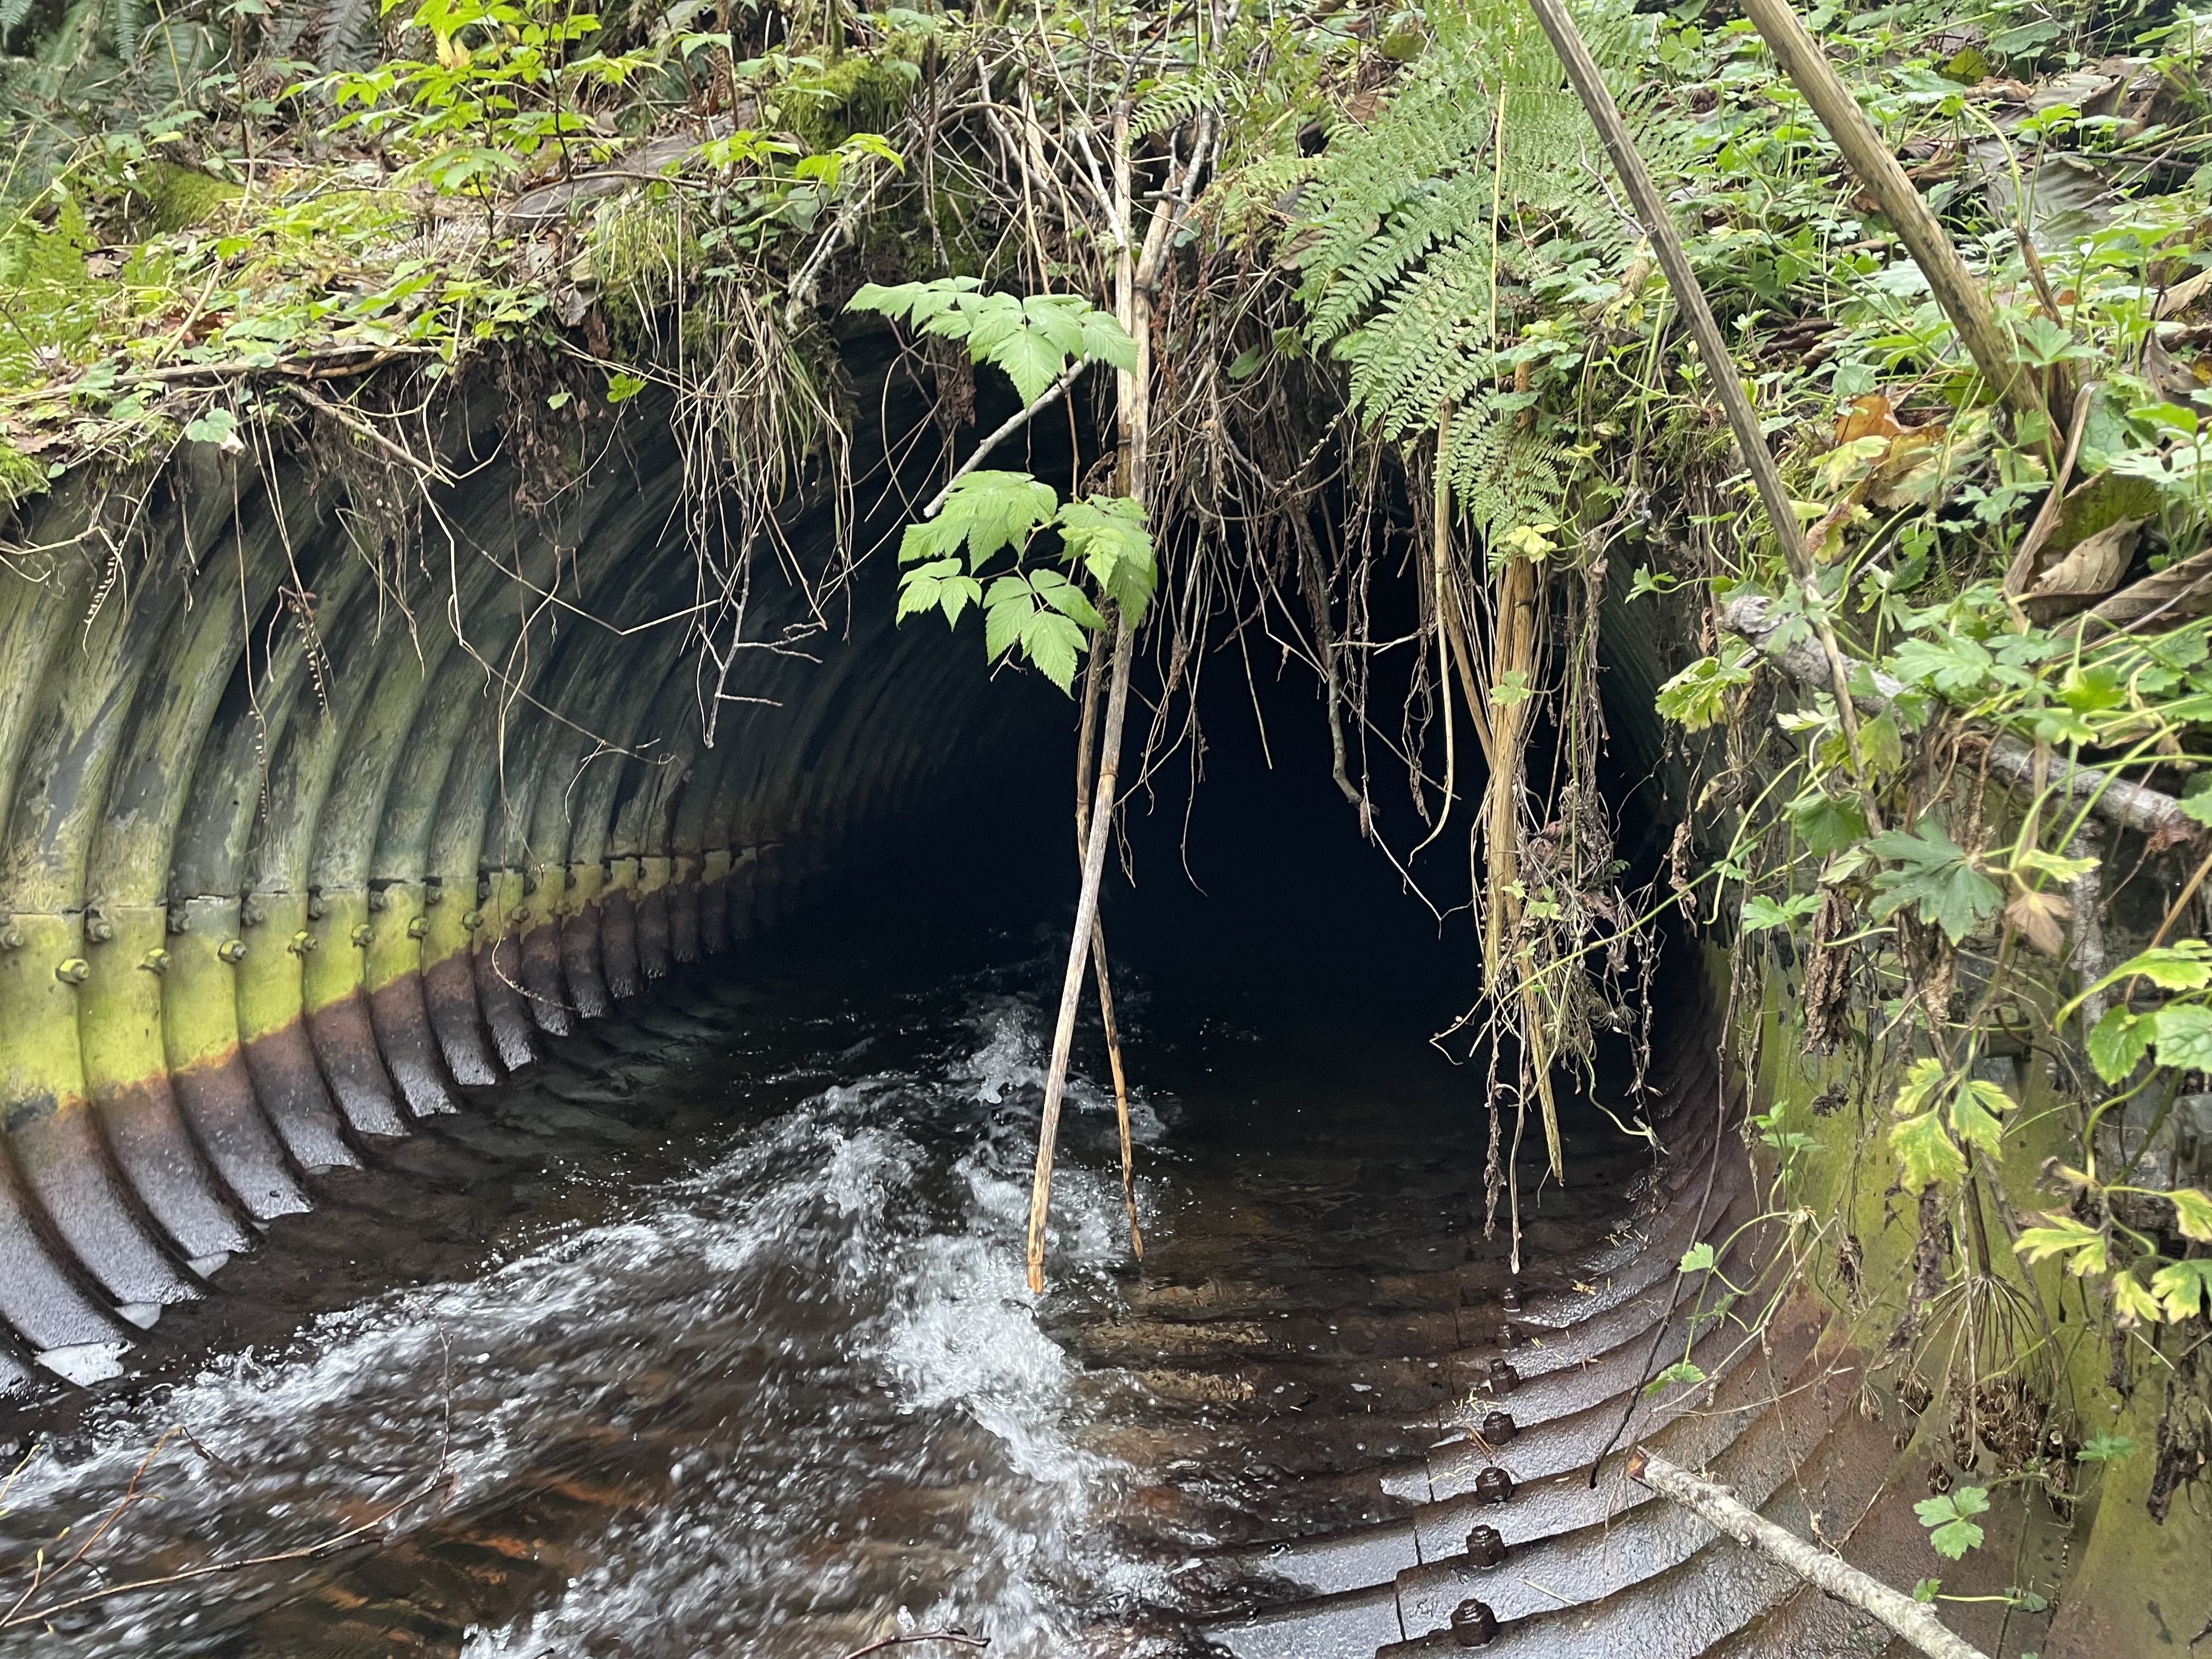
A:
[2087, 1007, 2150, 1084]
[1679, 1242, 1717, 1273]
[1892, 1110, 1966, 1193]
[1021, 292, 1088, 357]
[2152, 1003, 2212, 1071]
[1079, 310, 1139, 371]
[983, 575, 1031, 664]
[2151, 1257, 2212, 1321]
[2079, 1430, 2137, 1462]
[1020, 608, 1087, 691]
[2168, 1188, 2212, 1243]
[1058, 495, 1156, 622]
[993, 324, 1073, 404]
[928, 470, 1059, 571]
[1026, 567, 1107, 631]
[1641, 1359, 1706, 1396]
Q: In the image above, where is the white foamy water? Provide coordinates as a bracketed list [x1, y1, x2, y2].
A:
[0, 997, 1171, 1658]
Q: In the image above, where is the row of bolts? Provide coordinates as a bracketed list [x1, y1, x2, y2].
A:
[1452, 1282, 1526, 1648]
[2, 880, 547, 984]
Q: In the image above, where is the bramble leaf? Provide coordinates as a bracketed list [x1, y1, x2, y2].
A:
[2086, 1007, 2150, 1084]
[2150, 1257, 2212, 1322]
[1642, 1359, 1706, 1396]
[1915, 1486, 1989, 1559]
[1057, 495, 1156, 623]
[901, 470, 1059, 571]
[895, 557, 981, 628]
[1892, 1110, 1966, 1193]
[1679, 1243, 1717, 1273]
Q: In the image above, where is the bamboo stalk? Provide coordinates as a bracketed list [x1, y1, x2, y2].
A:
[1733, 0, 2049, 430]
[1629, 1450, 1995, 1659]
[1523, 0, 1882, 828]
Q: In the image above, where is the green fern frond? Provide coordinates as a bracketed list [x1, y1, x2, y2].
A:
[108, 0, 144, 60]
[1133, 68, 1240, 140]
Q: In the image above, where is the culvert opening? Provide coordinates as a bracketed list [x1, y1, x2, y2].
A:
[0, 388, 1725, 1656]
[18, 0, 2212, 1635]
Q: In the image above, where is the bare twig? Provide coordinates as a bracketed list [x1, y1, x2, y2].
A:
[1629, 1448, 1994, 1659]
[921, 361, 1090, 519]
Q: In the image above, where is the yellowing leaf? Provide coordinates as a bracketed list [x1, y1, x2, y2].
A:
[2112, 1271, 2164, 1328]
[1892, 1110, 1966, 1193]
[2015, 1214, 2108, 1275]
[2149, 1257, 2212, 1322]
[2168, 1188, 2212, 1243]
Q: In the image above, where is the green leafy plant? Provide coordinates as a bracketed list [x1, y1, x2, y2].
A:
[1914, 1486, 1990, 1560]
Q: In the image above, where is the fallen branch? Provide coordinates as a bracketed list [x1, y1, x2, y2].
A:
[1720, 595, 2194, 840]
[1629, 1448, 1993, 1659]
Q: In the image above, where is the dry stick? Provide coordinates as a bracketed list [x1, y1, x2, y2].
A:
[921, 360, 1090, 519]
[1734, 0, 2049, 432]
[1024, 103, 1175, 1295]
[1414, 406, 1460, 857]
[1027, 613, 1136, 1294]
[1525, 0, 1881, 828]
[1629, 1449, 1995, 1659]
[842, 1634, 990, 1658]
[1075, 652, 1143, 1260]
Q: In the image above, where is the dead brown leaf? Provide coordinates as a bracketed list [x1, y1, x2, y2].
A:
[2023, 516, 2145, 619]
[2005, 889, 2072, 958]
[1833, 393, 1901, 447]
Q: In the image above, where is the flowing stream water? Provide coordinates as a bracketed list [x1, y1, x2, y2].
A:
[0, 736, 1617, 1658]
[0, 884, 1549, 1657]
